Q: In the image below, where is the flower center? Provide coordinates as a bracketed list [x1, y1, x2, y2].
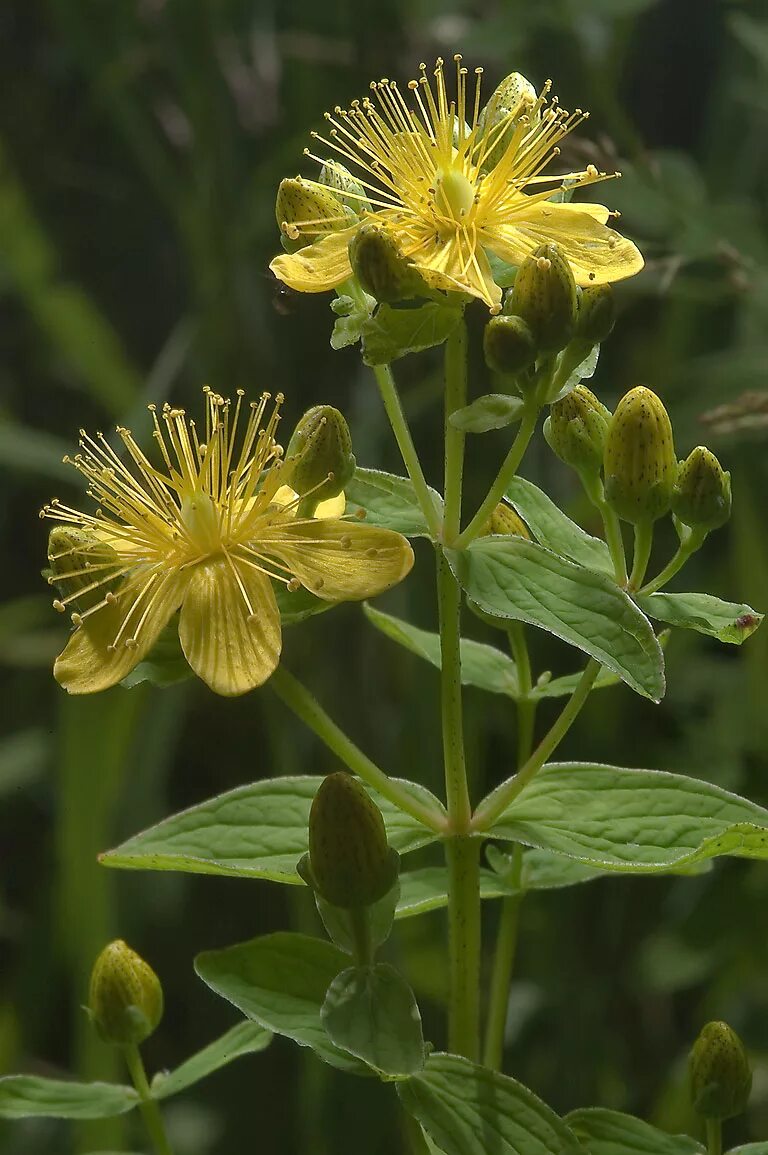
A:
[434, 165, 475, 226]
[181, 490, 222, 554]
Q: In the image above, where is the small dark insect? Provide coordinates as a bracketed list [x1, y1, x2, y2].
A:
[272, 281, 298, 316]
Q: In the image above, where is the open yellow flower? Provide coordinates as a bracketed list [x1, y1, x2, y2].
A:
[42, 389, 414, 696]
[270, 56, 643, 312]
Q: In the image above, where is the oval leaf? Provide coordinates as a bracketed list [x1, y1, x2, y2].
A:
[505, 476, 613, 575]
[101, 776, 440, 881]
[565, 1108, 704, 1155]
[488, 762, 768, 872]
[448, 395, 525, 434]
[151, 1021, 272, 1100]
[635, 592, 763, 644]
[345, 468, 443, 538]
[398, 1053, 583, 1155]
[447, 538, 665, 700]
[195, 932, 370, 1075]
[321, 963, 426, 1076]
[0, 1076, 137, 1120]
[360, 302, 462, 366]
[364, 603, 519, 698]
[396, 867, 510, 918]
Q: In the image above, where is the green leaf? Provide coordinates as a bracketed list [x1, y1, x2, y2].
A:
[447, 537, 665, 701]
[488, 762, 768, 872]
[121, 621, 191, 688]
[396, 867, 509, 917]
[345, 467, 442, 538]
[635, 592, 763, 645]
[486, 846, 607, 891]
[273, 582, 333, 626]
[486, 251, 518, 287]
[321, 963, 426, 1076]
[360, 302, 462, 366]
[364, 603, 519, 698]
[150, 1021, 272, 1100]
[553, 343, 600, 401]
[101, 776, 441, 881]
[448, 394, 525, 434]
[0, 1076, 138, 1120]
[530, 667, 620, 700]
[505, 477, 613, 575]
[729, 1146, 768, 1155]
[195, 932, 370, 1075]
[317, 881, 399, 954]
[398, 1053, 583, 1155]
[330, 293, 373, 350]
[565, 1107, 704, 1155]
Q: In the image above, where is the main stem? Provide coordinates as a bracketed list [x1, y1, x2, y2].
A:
[372, 361, 442, 540]
[705, 1119, 722, 1155]
[439, 318, 480, 1060]
[123, 1044, 174, 1155]
[269, 666, 445, 832]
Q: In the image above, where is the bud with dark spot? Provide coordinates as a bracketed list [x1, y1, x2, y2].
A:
[286, 406, 356, 503]
[689, 1021, 752, 1121]
[544, 385, 611, 476]
[574, 284, 616, 344]
[477, 72, 537, 171]
[89, 940, 163, 1047]
[673, 446, 731, 532]
[483, 314, 537, 378]
[303, 773, 399, 909]
[47, 526, 122, 615]
[319, 160, 371, 215]
[603, 386, 677, 524]
[348, 222, 427, 303]
[509, 243, 578, 353]
[275, 178, 352, 251]
[481, 502, 530, 538]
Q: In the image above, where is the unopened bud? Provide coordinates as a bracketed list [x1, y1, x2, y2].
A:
[319, 160, 371, 214]
[689, 1021, 752, 1121]
[47, 527, 122, 613]
[89, 940, 163, 1047]
[509, 244, 578, 353]
[603, 386, 677, 524]
[483, 314, 537, 377]
[481, 502, 530, 538]
[275, 178, 351, 250]
[303, 773, 399, 909]
[286, 406, 356, 503]
[348, 222, 427, 303]
[574, 284, 616, 344]
[477, 72, 537, 171]
[544, 385, 611, 476]
[673, 446, 731, 532]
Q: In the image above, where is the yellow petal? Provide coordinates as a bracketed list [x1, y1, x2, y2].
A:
[486, 201, 644, 285]
[271, 484, 345, 520]
[178, 556, 281, 696]
[269, 225, 357, 293]
[261, 519, 414, 601]
[54, 571, 185, 694]
[413, 236, 502, 311]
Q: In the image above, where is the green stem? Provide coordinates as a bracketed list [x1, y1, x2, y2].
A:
[474, 657, 602, 830]
[123, 1045, 174, 1155]
[483, 886, 523, 1070]
[445, 836, 482, 1060]
[628, 519, 654, 590]
[443, 317, 468, 540]
[705, 1119, 722, 1155]
[507, 623, 536, 768]
[639, 527, 707, 595]
[597, 501, 628, 586]
[453, 404, 539, 549]
[437, 551, 471, 832]
[269, 666, 445, 833]
[347, 906, 373, 968]
[371, 361, 442, 540]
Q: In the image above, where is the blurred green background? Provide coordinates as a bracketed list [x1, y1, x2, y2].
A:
[2, 0, 768, 1152]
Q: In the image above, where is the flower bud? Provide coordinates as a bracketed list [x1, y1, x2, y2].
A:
[348, 222, 427, 303]
[47, 526, 122, 613]
[305, 773, 399, 909]
[477, 72, 537, 171]
[483, 314, 537, 377]
[603, 386, 677, 524]
[286, 405, 356, 503]
[89, 940, 163, 1047]
[544, 385, 611, 476]
[689, 1021, 752, 1121]
[319, 160, 371, 214]
[574, 284, 616, 344]
[481, 502, 530, 538]
[509, 243, 578, 353]
[275, 178, 351, 249]
[672, 446, 731, 532]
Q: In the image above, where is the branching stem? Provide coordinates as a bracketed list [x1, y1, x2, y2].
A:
[123, 1045, 173, 1155]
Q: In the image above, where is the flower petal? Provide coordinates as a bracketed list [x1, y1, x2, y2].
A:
[486, 201, 644, 285]
[272, 484, 345, 520]
[54, 571, 185, 694]
[414, 238, 502, 310]
[178, 556, 281, 696]
[261, 519, 414, 601]
[269, 225, 357, 293]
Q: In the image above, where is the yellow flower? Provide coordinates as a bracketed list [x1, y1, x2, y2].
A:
[270, 55, 643, 312]
[42, 389, 414, 696]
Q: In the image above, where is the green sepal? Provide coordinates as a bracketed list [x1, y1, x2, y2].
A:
[320, 963, 426, 1078]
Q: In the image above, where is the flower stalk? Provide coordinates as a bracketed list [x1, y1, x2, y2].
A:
[123, 1044, 174, 1155]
